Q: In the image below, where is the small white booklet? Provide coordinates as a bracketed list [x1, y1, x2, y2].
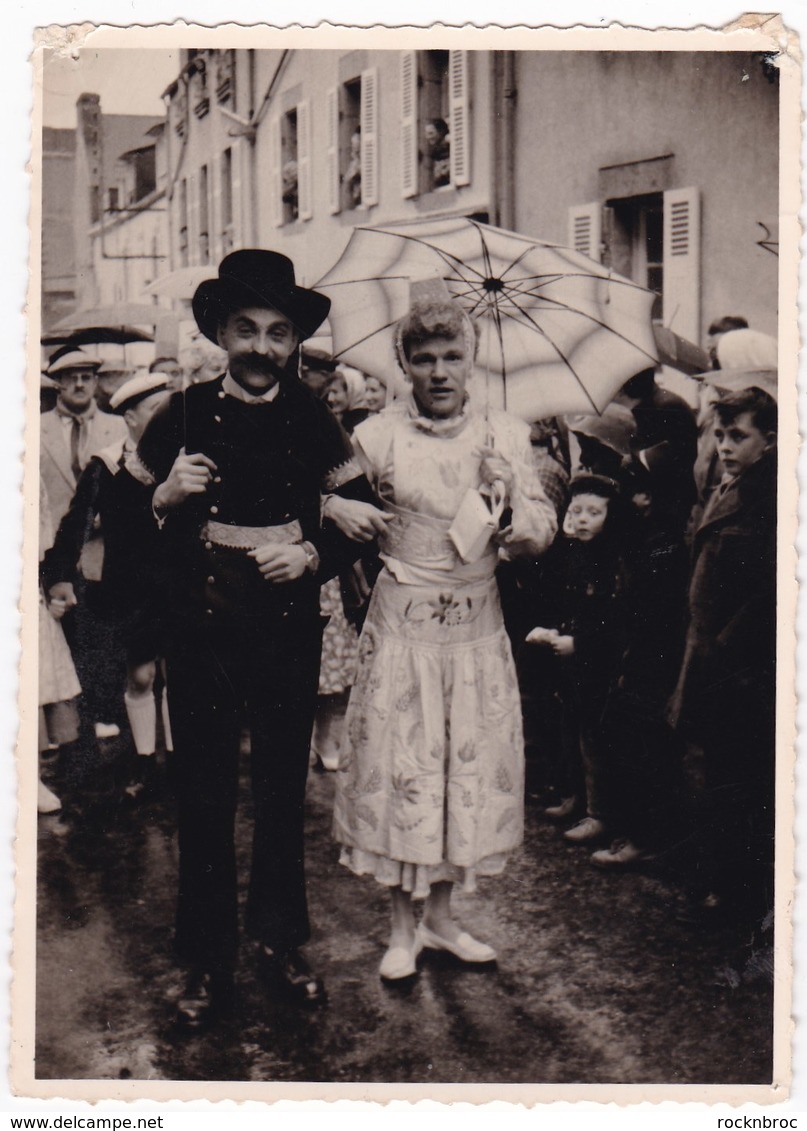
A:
[448, 485, 505, 563]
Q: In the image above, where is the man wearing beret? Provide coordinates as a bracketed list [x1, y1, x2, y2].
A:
[137, 250, 386, 1028]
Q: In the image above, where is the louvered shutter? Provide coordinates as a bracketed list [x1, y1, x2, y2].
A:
[188, 173, 199, 265]
[211, 152, 221, 261]
[663, 187, 701, 342]
[360, 67, 379, 207]
[449, 49, 470, 187]
[268, 116, 283, 228]
[400, 51, 418, 199]
[326, 86, 341, 215]
[297, 100, 313, 221]
[567, 203, 602, 263]
[231, 140, 243, 247]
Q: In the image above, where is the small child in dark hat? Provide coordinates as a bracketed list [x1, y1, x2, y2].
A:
[524, 474, 629, 842]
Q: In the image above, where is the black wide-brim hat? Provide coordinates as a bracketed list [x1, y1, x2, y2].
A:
[192, 249, 331, 344]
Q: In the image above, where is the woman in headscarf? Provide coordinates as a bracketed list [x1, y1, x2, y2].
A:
[313, 365, 370, 769]
[331, 296, 557, 979]
[324, 365, 369, 433]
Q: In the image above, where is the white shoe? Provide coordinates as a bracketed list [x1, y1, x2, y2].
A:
[418, 923, 497, 963]
[38, 779, 61, 815]
[380, 934, 423, 980]
[564, 816, 606, 843]
[94, 722, 120, 740]
[591, 839, 649, 867]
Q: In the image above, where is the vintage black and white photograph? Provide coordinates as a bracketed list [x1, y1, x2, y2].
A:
[18, 20, 796, 1101]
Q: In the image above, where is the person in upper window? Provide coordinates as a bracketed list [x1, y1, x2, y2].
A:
[281, 159, 299, 220]
[345, 128, 362, 209]
[424, 117, 451, 188]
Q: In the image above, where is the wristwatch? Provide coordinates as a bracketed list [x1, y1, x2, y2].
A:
[300, 540, 320, 574]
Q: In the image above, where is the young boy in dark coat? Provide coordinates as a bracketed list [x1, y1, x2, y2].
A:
[671, 387, 777, 925]
[525, 474, 629, 843]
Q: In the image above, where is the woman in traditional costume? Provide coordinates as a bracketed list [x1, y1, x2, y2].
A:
[331, 297, 556, 979]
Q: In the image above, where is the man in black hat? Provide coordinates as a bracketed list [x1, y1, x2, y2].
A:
[137, 250, 383, 1028]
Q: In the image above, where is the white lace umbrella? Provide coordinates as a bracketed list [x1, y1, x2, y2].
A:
[316, 216, 659, 420]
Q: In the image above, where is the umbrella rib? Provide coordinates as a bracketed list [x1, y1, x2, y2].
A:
[462, 288, 495, 318]
[359, 222, 488, 280]
[497, 269, 652, 294]
[318, 273, 419, 287]
[330, 314, 404, 359]
[497, 301, 601, 415]
[506, 288, 660, 366]
[497, 243, 545, 283]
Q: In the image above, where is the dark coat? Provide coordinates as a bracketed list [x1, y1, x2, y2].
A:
[524, 532, 628, 715]
[41, 441, 165, 622]
[137, 374, 375, 629]
[672, 450, 776, 747]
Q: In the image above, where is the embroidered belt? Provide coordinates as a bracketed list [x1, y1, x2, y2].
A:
[201, 518, 303, 551]
[379, 503, 457, 570]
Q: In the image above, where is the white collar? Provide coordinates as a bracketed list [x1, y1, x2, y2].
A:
[222, 371, 280, 404]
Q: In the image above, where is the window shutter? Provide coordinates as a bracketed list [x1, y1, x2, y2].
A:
[297, 99, 313, 221]
[211, 152, 221, 261]
[326, 86, 341, 215]
[400, 51, 418, 199]
[231, 141, 243, 247]
[663, 186, 701, 342]
[567, 203, 602, 263]
[268, 115, 283, 228]
[188, 173, 199, 265]
[449, 50, 470, 187]
[360, 67, 379, 207]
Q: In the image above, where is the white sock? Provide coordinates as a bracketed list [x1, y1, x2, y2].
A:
[161, 690, 173, 753]
[124, 691, 156, 756]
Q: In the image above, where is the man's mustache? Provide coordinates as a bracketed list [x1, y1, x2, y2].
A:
[234, 353, 289, 380]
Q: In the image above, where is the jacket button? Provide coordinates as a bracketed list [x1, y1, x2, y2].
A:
[207, 576, 215, 585]
[206, 608, 213, 615]
[210, 505, 219, 515]
[214, 414, 222, 423]
[218, 390, 225, 399]
[204, 541, 213, 550]
[213, 476, 222, 484]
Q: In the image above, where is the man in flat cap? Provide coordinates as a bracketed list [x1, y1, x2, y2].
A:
[40, 350, 127, 534]
[43, 372, 173, 798]
[137, 250, 385, 1028]
[41, 349, 128, 739]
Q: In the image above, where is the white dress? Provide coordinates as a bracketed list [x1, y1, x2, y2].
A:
[333, 399, 556, 898]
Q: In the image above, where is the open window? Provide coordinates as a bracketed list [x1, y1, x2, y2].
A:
[220, 148, 233, 253]
[281, 108, 299, 223]
[326, 71, 378, 214]
[568, 187, 700, 340]
[269, 101, 313, 226]
[198, 163, 210, 263]
[607, 192, 665, 321]
[401, 49, 470, 199]
[177, 178, 189, 267]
